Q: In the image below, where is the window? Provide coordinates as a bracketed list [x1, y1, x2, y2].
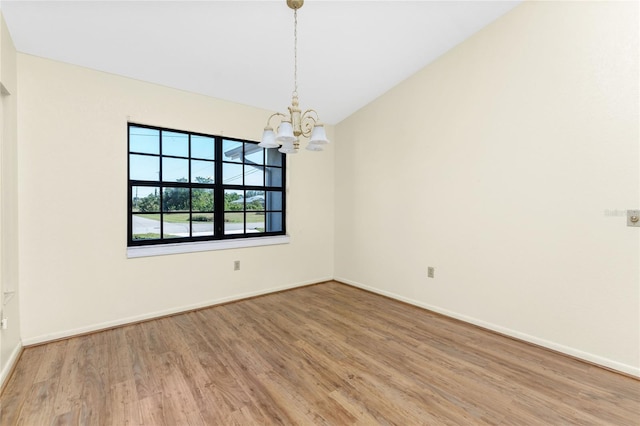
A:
[128, 124, 286, 247]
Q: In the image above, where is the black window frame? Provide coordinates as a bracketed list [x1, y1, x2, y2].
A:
[128, 123, 286, 247]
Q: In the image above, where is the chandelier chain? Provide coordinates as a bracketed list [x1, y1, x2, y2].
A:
[293, 9, 298, 96]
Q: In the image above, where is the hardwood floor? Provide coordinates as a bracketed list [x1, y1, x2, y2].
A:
[1, 281, 638, 425]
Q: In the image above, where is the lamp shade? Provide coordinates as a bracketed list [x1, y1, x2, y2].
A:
[275, 121, 297, 143]
[278, 139, 298, 154]
[258, 127, 279, 148]
[309, 123, 330, 145]
[306, 141, 323, 151]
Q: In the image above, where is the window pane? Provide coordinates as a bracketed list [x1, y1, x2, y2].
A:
[132, 186, 160, 212]
[266, 212, 283, 232]
[224, 212, 244, 235]
[266, 191, 282, 211]
[163, 213, 190, 238]
[129, 124, 286, 246]
[163, 187, 190, 212]
[191, 135, 215, 160]
[163, 157, 189, 182]
[244, 144, 264, 164]
[265, 149, 283, 166]
[162, 131, 189, 157]
[246, 190, 265, 211]
[246, 212, 265, 233]
[245, 165, 264, 186]
[191, 160, 215, 183]
[132, 214, 161, 240]
[223, 140, 243, 162]
[192, 188, 214, 212]
[265, 167, 282, 187]
[192, 213, 214, 237]
[223, 163, 243, 185]
[130, 126, 159, 155]
[224, 189, 243, 211]
[130, 154, 159, 181]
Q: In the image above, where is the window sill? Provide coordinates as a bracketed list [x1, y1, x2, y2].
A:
[127, 235, 290, 258]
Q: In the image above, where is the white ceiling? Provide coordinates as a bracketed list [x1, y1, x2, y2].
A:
[1, 0, 522, 124]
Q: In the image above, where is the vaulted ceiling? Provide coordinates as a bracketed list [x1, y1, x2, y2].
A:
[1, 0, 521, 124]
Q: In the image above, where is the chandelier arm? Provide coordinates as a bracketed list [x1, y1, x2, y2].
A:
[301, 109, 319, 122]
[265, 112, 288, 128]
[299, 109, 319, 138]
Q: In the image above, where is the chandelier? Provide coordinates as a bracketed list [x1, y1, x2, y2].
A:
[258, 0, 330, 154]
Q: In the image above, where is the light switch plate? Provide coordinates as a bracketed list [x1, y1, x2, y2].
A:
[627, 210, 640, 227]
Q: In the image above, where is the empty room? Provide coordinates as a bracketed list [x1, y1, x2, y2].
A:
[0, 0, 638, 424]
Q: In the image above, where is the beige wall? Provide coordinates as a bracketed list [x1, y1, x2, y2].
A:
[335, 1, 639, 376]
[0, 12, 21, 383]
[17, 54, 334, 344]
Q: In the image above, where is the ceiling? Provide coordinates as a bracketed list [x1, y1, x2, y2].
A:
[1, 0, 522, 125]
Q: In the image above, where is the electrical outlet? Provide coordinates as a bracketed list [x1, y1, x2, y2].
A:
[1, 318, 7, 330]
[427, 267, 435, 278]
[234, 260, 240, 271]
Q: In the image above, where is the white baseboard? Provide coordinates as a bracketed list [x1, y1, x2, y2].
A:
[336, 277, 640, 378]
[0, 341, 23, 390]
[22, 277, 331, 347]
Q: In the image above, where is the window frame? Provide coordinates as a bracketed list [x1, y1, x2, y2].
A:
[127, 123, 286, 248]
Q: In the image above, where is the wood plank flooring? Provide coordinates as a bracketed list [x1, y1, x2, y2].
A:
[1, 281, 639, 425]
